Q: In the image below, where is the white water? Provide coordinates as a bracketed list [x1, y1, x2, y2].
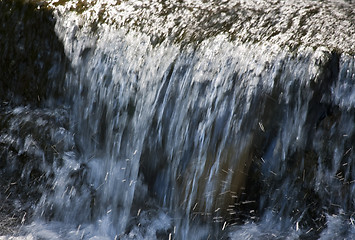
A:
[1, 1, 355, 239]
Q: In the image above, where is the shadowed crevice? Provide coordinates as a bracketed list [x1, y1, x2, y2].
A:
[0, 0, 68, 107]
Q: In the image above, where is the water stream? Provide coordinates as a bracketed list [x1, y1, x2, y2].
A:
[1, 0, 355, 239]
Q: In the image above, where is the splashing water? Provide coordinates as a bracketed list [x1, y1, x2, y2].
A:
[1, 0, 355, 239]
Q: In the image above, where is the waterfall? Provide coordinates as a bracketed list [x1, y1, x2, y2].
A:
[0, 0, 355, 239]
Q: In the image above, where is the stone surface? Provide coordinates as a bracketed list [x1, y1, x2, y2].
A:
[0, 0, 68, 106]
[48, 0, 355, 53]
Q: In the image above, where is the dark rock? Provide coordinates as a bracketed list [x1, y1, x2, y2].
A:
[0, 0, 68, 107]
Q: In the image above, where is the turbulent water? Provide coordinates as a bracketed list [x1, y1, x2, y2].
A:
[1, 0, 355, 239]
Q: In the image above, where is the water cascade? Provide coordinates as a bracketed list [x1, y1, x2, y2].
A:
[0, 0, 355, 239]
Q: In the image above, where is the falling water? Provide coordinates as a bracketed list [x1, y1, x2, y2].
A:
[0, 0, 355, 239]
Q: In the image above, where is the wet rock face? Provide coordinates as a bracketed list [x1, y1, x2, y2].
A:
[0, 0, 68, 106]
[0, 106, 77, 235]
[49, 0, 355, 53]
[0, 1, 71, 233]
